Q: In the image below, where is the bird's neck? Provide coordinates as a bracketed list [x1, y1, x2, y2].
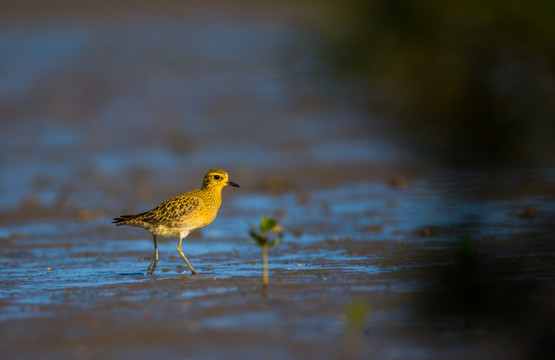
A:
[201, 186, 222, 207]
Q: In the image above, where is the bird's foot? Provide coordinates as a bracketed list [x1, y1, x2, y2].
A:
[147, 258, 158, 275]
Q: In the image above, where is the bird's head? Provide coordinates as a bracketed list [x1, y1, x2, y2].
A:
[202, 168, 240, 189]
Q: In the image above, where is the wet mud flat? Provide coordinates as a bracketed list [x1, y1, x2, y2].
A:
[1, 173, 554, 360]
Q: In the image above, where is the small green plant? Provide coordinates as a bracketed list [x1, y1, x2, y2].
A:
[342, 299, 372, 357]
[345, 299, 371, 330]
[248, 217, 283, 287]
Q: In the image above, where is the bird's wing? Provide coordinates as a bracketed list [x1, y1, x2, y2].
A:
[140, 195, 204, 224]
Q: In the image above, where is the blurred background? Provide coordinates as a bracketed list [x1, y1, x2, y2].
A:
[0, 0, 395, 214]
[0, 1, 554, 359]
[1, 0, 553, 211]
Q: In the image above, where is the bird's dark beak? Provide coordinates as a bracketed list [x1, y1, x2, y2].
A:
[227, 180, 240, 188]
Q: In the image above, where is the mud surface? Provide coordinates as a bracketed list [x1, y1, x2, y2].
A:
[1, 3, 555, 360]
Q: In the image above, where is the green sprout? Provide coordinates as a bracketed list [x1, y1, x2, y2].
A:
[342, 299, 372, 356]
[248, 217, 283, 287]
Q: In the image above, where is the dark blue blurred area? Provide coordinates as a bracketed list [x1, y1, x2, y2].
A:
[0, 4, 384, 211]
[1, 0, 554, 211]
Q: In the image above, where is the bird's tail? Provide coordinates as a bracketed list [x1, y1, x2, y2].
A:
[112, 213, 144, 226]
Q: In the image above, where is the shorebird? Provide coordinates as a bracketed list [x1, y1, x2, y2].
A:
[113, 168, 239, 275]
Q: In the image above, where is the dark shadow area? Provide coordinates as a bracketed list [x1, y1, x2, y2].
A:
[310, 0, 555, 167]
[306, 1, 555, 358]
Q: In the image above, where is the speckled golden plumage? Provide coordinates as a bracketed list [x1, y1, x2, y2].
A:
[113, 168, 239, 274]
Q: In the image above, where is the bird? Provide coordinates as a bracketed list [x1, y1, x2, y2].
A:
[113, 168, 239, 275]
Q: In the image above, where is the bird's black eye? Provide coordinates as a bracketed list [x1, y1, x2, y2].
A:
[214, 175, 221, 180]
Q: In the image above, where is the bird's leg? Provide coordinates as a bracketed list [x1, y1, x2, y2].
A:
[147, 234, 159, 274]
[177, 232, 196, 274]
